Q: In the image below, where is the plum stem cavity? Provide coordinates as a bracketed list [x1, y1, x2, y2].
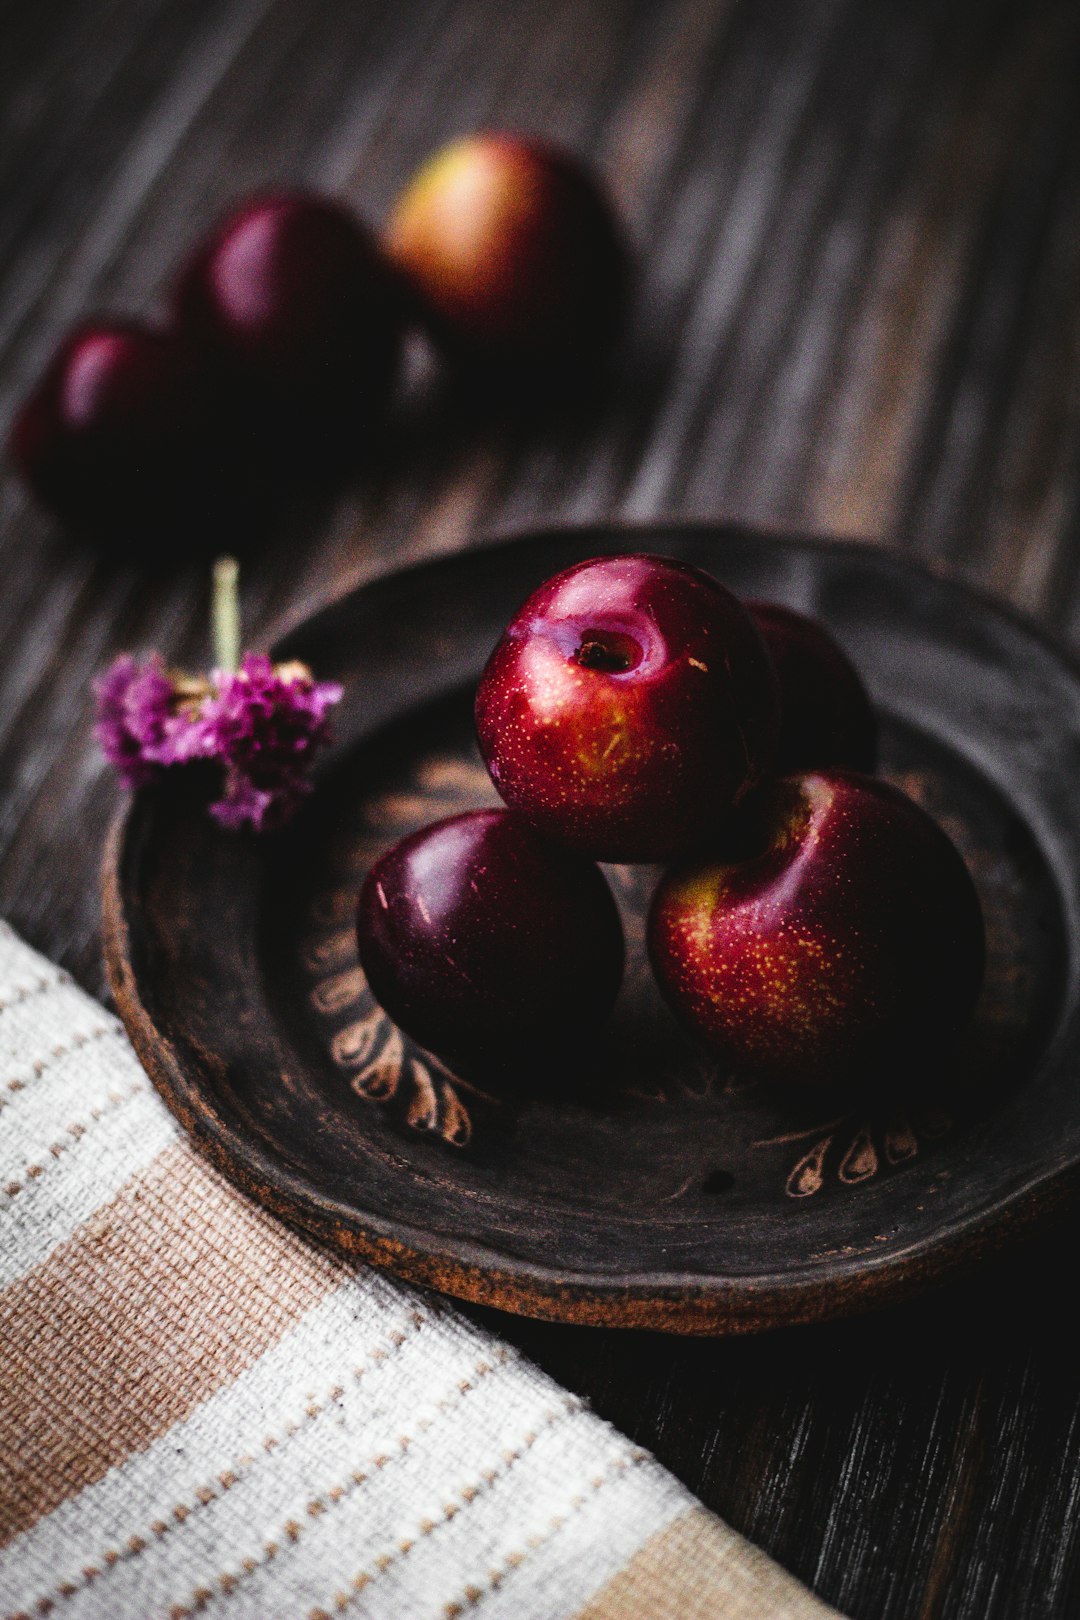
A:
[574, 629, 640, 674]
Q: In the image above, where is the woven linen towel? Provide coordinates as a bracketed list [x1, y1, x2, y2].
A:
[0, 919, 839, 1620]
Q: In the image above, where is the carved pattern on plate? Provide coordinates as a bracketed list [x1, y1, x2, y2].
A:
[300, 753, 497, 1148]
[759, 1107, 954, 1199]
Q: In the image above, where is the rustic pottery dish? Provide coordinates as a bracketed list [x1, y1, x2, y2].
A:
[103, 525, 1080, 1334]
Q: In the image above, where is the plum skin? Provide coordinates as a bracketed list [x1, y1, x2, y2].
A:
[8, 320, 214, 533]
[748, 599, 878, 774]
[648, 770, 986, 1087]
[174, 190, 402, 423]
[475, 554, 781, 864]
[386, 133, 627, 372]
[356, 809, 624, 1089]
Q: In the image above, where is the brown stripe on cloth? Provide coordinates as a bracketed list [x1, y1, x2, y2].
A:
[576, 1507, 840, 1619]
[0, 1142, 341, 1546]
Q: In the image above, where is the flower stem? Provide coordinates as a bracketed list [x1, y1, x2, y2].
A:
[212, 556, 240, 674]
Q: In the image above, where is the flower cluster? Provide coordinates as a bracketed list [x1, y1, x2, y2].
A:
[95, 652, 342, 832]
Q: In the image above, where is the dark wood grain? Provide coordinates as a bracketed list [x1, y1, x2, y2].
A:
[4, 0, 1080, 1613]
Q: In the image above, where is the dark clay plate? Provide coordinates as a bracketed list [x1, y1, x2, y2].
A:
[103, 525, 1080, 1334]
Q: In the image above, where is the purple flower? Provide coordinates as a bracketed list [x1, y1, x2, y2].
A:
[94, 650, 341, 832]
[200, 654, 343, 832]
[93, 655, 206, 789]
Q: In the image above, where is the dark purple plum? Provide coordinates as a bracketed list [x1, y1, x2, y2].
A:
[356, 809, 624, 1089]
[9, 320, 213, 534]
[649, 770, 985, 1088]
[174, 190, 402, 438]
[748, 600, 877, 774]
[475, 554, 780, 863]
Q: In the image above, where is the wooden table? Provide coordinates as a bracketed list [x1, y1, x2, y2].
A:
[4, 1, 1080, 1613]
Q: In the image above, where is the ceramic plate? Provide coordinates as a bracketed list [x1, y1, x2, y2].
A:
[103, 526, 1080, 1333]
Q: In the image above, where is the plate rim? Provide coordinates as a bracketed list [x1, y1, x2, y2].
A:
[102, 521, 1080, 1334]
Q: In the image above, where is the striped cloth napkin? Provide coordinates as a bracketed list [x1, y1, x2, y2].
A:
[0, 919, 839, 1620]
